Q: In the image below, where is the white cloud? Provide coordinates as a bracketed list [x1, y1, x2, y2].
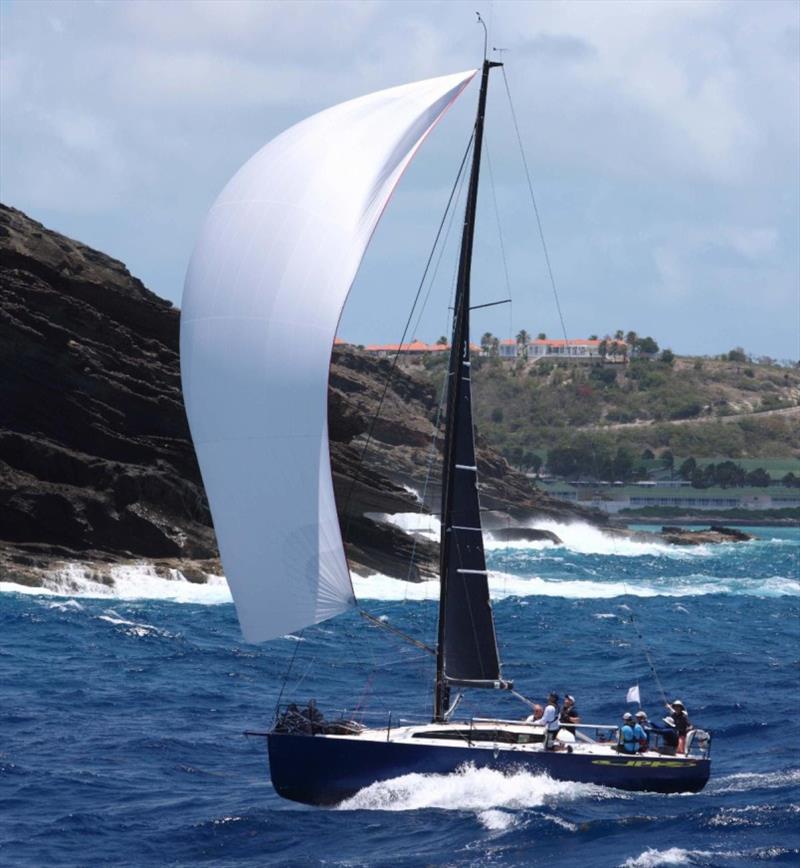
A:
[0, 0, 797, 358]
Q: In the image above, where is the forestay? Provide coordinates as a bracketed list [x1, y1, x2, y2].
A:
[181, 70, 477, 642]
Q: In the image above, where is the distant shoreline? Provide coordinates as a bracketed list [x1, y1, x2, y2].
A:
[612, 514, 797, 527]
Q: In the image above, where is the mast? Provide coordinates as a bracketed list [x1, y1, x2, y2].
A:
[434, 58, 509, 722]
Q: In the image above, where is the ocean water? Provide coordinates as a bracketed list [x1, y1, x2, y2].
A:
[2, 523, 798, 867]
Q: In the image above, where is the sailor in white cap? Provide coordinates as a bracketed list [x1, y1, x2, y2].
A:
[665, 699, 691, 753]
[559, 694, 580, 734]
[619, 712, 638, 753]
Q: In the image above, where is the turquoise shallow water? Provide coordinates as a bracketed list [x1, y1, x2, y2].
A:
[1, 524, 798, 866]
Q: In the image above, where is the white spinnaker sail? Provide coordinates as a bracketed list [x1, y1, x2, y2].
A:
[181, 70, 476, 643]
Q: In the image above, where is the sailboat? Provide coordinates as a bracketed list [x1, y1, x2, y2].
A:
[180, 56, 711, 806]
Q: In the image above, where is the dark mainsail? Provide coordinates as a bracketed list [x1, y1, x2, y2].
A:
[434, 59, 510, 721]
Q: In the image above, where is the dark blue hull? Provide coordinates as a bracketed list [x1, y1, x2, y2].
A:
[267, 733, 710, 806]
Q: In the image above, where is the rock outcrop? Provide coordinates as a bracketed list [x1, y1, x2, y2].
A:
[658, 525, 755, 545]
[0, 203, 602, 585]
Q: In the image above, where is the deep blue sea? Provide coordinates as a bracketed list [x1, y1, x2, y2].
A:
[2, 523, 798, 867]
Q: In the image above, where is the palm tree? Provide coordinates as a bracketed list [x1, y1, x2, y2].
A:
[537, 332, 547, 340]
[481, 331, 495, 356]
[625, 330, 638, 347]
[516, 329, 530, 360]
[614, 329, 624, 341]
[436, 335, 448, 345]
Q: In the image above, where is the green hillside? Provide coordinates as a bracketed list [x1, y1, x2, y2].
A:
[412, 352, 800, 470]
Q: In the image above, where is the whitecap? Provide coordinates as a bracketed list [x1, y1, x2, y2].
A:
[40, 599, 84, 612]
[707, 768, 800, 794]
[98, 611, 174, 639]
[477, 808, 517, 831]
[620, 848, 696, 867]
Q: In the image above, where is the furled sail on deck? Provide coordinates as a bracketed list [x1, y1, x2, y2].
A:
[181, 70, 477, 643]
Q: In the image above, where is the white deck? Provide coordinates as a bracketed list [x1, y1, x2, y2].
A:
[315, 719, 703, 764]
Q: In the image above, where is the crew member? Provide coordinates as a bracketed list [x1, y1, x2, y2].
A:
[618, 712, 638, 753]
[525, 703, 544, 723]
[538, 692, 561, 750]
[633, 713, 648, 752]
[635, 710, 650, 751]
[560, 694, 581, 734]
[665, 699, 691, 754]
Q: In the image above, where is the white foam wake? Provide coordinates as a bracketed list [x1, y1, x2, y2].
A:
[336, 764, 619, 815]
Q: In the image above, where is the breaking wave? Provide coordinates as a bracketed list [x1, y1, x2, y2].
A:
[377, 515, 739, 559]
[336, 764, 619, 814]
[2, 559, 797, 607]
[352, 571, 800, 601]
[620, 846, 799, 866]
[0, 563, 231, 605]
[487, 519, 716, 559]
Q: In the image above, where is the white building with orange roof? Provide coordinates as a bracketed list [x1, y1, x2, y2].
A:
[363, 339, 481, 359]
[363, 338, 449, 358]
[497, 337, 603, 361]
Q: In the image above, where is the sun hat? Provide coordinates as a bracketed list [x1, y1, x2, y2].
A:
[636, 710, 647, 719]
[623, 712, 633, 721]
[672, 699, 684, 708]
[664, 716, 675, 727]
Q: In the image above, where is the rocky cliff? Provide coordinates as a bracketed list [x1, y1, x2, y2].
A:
[0, 203, 601, 587]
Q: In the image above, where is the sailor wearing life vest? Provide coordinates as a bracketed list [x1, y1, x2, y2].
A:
[618, 712, 640, 753]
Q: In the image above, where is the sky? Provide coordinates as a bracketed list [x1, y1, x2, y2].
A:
[1, 0, 798, 360]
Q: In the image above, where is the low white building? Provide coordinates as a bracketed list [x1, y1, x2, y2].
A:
[497, 338, 603, 361]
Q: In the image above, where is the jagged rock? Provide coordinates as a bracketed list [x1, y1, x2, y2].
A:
[0, 203, 606, 585]
[659, 525, 755, 545]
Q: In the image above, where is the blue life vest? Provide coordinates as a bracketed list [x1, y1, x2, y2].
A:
[620, 723, 637, 752]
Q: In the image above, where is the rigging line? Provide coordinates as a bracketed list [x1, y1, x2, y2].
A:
[274, 634, 302, 719]
[410, 131, 474, 340]
[628, 609, 669, 706]
[500, 66, 569, 344]
[290, 656, 316, 698]
[585, 446, 669, 706]
[590, 449, 671, 706]
[340, 131, 476, 548]
[484, 133, 514, 302]
[404, 370, 449, 586]
[359, 608, 436, 656]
